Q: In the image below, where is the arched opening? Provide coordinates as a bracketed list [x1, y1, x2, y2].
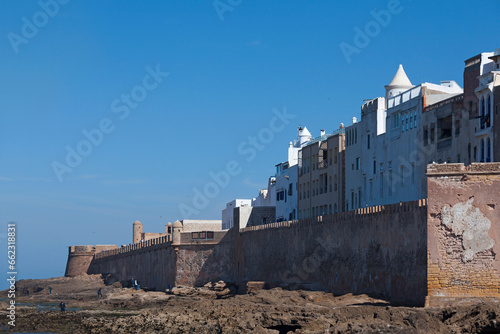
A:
[481, 138, 485, 162]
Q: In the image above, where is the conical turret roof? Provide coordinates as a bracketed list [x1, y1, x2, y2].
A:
[387, 64, 412, 87]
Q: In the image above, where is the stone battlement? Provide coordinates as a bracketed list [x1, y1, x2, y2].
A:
[427, 162, 500, 174]
[240, 199, 427, 233]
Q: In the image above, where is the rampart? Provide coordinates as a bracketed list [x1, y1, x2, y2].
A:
[235, 200, 428, 306]
[426, 163, 500, 307]
[66, 163, 500, 307]
[88, 231, 233, 290]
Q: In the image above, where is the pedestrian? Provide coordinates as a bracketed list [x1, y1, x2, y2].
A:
[26, 288, 30, 296]
[137, 280, 140, 290]
[97, 288, 102, 299]
[169, 284, 173, 295]
[48, 286, 52, 295]
[135, 279, 138, 290]
[131, 278, 135, 288]
[60, 301, 65, 312]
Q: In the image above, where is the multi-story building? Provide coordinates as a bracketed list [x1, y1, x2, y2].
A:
[344, 65, 464, 210]
[222, 126, 312, 227]
[273, 126, 313, 221]
[297, 126, 345, 219]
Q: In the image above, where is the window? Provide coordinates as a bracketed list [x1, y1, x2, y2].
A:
[351, 192, 354, 209]
[288, 183, 293, 196]
[481, 139, 485, 162]
[406, 114, 409, 131]
[329, 149, 332, 165]
[486, 95, 491, 127]
[329, 176, 332, 192]
[402, 113, 405, 132]
[334, 147, 338, 164]
[487, 137, 491, 162]
[480, 96, 485, 129]
[373, 160, 376, 174]
[393, 113, 400, 129]
[430, 125, 435, 143]
[367, 133, 370, 149]
[414, 112, 417, 128]
[410, 112, 413, 129]
[334, 175, 338, 191]
[423, 126, 428, 146]
[474, 146, 477, 162]
[355, 128, 357, 144]
[313, 155, 316, 170]
[356, 157, 360, 170]
[468, 143, 471, 164]
[438, 116, 452, 139]
[191, 232, 199, 240]
[358, 189, 361, 208]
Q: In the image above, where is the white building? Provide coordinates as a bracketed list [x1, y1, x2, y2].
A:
[344, 64, 463, 210]
[221, 199, 251, 230]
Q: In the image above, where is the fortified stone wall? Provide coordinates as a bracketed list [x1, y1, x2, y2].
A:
[87, 232, 233, 289]
[427, 163, 500, 307]
[88, 239, 177, 290]
[235, 200, 428, 306]
[65, 245, 117, 277]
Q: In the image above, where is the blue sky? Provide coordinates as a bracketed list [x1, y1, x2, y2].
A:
[0, 0, 498, 285]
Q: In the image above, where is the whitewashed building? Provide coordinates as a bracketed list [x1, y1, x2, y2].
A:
[344, 65, 463, 210]
[222, 199, 252, 230]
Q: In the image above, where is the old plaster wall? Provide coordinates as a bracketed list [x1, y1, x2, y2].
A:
[235, 201, 428, 306]
[427, 163, 500, 306]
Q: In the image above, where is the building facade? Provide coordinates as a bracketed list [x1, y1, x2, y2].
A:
[297, 126, 345, 219]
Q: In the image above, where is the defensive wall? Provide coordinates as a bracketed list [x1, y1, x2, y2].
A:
[65, 163, 500, 307]
[235, 200, 428, 306]
[426, 162, 500, 307]
[86, 230, 232, 290]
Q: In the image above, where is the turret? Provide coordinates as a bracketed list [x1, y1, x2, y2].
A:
[172, 220, 183, 247]
[133, 220, 143, 244]
[385, 64, 414, 103]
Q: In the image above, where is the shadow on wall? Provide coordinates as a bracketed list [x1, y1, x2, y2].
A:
[184, 230, 235, 287]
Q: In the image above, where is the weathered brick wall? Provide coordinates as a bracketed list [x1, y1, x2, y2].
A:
[235, 201, 428, 306]
[427, 163, 500, 307]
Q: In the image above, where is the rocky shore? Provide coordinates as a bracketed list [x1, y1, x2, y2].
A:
[0, 275, 499, 333]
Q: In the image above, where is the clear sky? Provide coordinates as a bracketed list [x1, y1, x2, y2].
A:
[0, 0, 498, 286]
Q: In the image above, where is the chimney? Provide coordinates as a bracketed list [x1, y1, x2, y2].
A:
[320, 129, 325, 137]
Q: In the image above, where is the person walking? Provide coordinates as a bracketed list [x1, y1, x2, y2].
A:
[60, 301, 65, 312]
[97, 288, 103, 299]
[48, 286, 52, 295]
